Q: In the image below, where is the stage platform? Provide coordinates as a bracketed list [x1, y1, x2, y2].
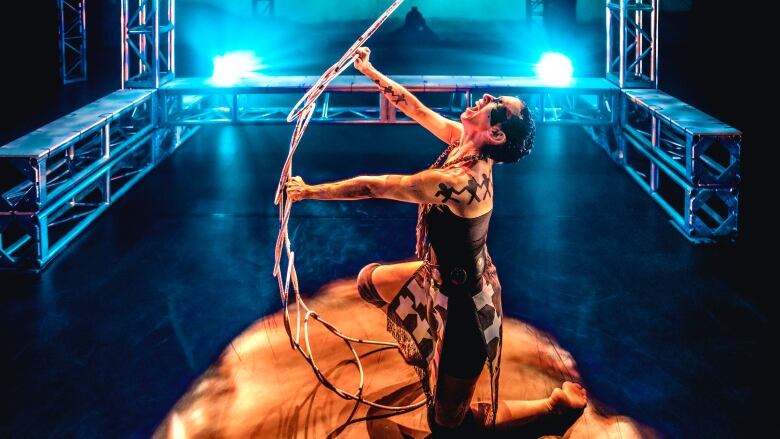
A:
[153, 279, 657, 439]
[0, 124, 765, 438]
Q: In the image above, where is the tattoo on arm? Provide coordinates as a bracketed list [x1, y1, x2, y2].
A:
[375, 79, 409, 107]
[433, 172, 493, 205]
[308, 177, 377, 200]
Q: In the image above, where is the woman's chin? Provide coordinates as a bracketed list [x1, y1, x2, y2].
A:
[460, 114, 477, 127]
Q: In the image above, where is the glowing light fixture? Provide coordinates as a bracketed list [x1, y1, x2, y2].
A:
[535, 52, 574, 86]
[210, 51, 265, 86]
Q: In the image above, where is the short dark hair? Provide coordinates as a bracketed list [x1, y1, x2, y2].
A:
[484, 104, 535, 164]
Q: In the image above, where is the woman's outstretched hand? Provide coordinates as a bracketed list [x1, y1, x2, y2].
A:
[286, 176, 310, 203]
[353, 47, 373, 75]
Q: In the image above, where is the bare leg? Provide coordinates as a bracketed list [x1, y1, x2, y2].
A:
[359, 260, 423, 305]
[472, 381, 587, 431]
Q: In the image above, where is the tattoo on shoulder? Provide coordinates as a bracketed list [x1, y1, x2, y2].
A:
[433, 172, 492, 205]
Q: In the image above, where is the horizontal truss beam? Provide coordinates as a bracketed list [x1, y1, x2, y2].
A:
[159, 76, 618, 127]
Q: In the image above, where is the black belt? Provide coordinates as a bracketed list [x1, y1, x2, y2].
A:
[430, 246, 487, 290]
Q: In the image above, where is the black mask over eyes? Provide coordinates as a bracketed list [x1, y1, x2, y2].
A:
[489, 97, 511, 126]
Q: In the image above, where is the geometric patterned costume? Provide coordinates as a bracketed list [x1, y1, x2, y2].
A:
[359, 143, 505, 427]
[384, 229, 504, 427]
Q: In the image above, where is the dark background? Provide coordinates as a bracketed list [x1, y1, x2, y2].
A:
[1, 0, 773, 437]
[2, 1, 770, 304]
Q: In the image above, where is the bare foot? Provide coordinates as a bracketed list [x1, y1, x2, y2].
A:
[547, 381, 587, 414]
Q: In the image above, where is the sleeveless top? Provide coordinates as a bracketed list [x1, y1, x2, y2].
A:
[425, 204, 492, 293]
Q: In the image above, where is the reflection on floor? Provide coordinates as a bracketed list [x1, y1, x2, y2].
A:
[153, 279, 658, 438]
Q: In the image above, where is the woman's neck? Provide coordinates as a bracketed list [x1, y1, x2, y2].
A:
[448, 135, 488, 164]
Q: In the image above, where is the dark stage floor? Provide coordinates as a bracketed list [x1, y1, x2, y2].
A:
[0, 122, 771, 437]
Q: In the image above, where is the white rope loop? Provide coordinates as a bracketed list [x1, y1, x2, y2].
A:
[274, 0, 427, 417]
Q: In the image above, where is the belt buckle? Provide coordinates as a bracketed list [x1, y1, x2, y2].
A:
[449, 267, 467, 285]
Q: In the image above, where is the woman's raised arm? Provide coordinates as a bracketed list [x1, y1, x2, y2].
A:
[354, 47, 463, 145]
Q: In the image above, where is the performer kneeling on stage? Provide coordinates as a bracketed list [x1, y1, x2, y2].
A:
[286, 47, 587, 434]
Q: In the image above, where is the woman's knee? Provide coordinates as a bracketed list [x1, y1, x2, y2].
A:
[356, 263, 386, 308]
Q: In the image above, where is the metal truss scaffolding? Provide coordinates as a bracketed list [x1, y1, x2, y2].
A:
[159, 73, 741, 243]
[606, 0, 658, 88]
[121, 0, 175, 89]
[0, 91, 198, 270]
[617, 90, 741, 242]
[58, 0, 88, 84]
[0, 0, 745, 271]
[159, 76, 617, 127]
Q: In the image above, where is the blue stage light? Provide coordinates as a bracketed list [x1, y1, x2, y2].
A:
[210, 51, 265, 86]
[535, 52, 574, 86]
